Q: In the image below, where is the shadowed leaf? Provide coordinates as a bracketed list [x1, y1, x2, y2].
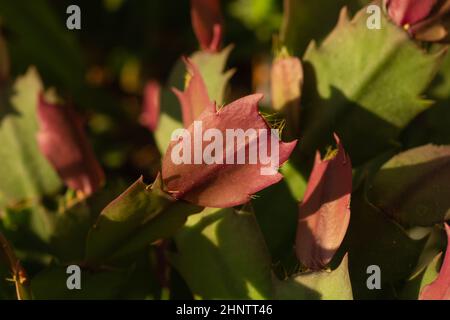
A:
[346, 190, 429, 299]
[31, 266, 127, 299]
[369, 144, 450, 227]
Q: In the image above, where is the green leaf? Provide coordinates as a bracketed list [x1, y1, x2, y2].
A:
[0, 67, 61, 206]
[368, 144, 450, 227]
[85, 176, 201, 264]
[274, 255, 353, 300]
[229, 0, 282, 42]
[117, 250, 162, 299]
[300, 7, 445, 165]
[48, 203, 92, 263]
[280, 0, 363, 55]
[170, 206, 273, 299]
[191, 46, 234, 105]
[154, 47, 233, 153]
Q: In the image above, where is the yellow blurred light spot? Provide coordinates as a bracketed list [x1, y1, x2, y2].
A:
[103, 0, 124, 12]
[89, 113, 113, 133]
[120, 59, 141, 94]
[184, 72, 193, 90]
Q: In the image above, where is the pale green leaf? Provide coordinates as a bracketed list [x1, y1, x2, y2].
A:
[0, 67, 61, 206]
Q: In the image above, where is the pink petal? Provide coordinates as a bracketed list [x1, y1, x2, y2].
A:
[190, 0, 223, 52]
[172, 58, 211, 128]
[37, 93, 105, 196]
[420, 223, 450, 300]
[161, 94, 297, 208]
[140, 81, 161, 132]
[295, 134, 352, 270]
[387, 0, 437, 27]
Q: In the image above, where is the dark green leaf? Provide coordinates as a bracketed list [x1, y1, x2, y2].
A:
[346, 191, 429, 299]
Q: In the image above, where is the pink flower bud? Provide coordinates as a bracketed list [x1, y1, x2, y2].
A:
[271, 54, 303, 112]
[386, 0, 438, 27]
[37, 93, 105, 196]
[140, 81, 161, 132]
[296, 134, 352, 270]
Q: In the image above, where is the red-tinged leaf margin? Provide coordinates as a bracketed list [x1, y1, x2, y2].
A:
[420, 223, 450, 300]
[295, 134, 352, 270]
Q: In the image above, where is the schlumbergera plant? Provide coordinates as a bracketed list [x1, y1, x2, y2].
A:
[0, 0, 450, 300]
